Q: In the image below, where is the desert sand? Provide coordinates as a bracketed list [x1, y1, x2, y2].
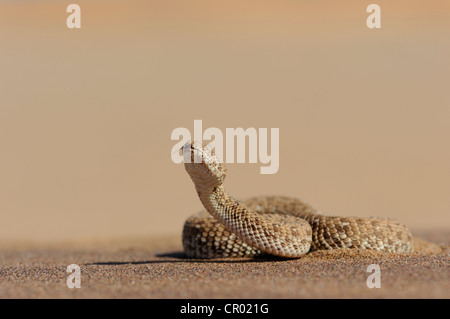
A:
[0, 230, 448, 299]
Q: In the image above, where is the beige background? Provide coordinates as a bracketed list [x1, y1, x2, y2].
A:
[0, 0, 449, 243]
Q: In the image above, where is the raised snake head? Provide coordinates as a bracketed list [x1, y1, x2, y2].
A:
[182, 142, 227, 191]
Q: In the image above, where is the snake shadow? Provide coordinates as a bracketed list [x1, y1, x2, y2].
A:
[86, 251, 289, 266]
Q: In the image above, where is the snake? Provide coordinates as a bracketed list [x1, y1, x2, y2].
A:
[181, 142, 414, 258]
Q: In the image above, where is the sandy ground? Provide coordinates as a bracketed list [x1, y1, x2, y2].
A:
[0, 230, 448, 299]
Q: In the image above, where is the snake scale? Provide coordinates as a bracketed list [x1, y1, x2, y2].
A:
[181, 142, 413, 258]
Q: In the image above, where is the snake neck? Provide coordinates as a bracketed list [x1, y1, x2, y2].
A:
[195, 184, 259, 242]
[196, 185, 242, 222]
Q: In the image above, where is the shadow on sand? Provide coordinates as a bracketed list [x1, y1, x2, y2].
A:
[85, 251, 289, 266]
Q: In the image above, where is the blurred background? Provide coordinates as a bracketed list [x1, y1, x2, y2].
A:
[0, 0, 449, 243]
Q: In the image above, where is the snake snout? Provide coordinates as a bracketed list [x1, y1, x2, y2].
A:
[182, 142, 205, 164]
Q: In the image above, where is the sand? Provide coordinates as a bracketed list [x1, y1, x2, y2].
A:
[0, 230, 448, 299]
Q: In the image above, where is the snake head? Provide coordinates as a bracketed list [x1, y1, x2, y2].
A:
[182, 142, 227, 189]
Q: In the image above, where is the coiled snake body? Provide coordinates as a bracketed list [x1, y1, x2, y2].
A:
[182, 142, 413, 258]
